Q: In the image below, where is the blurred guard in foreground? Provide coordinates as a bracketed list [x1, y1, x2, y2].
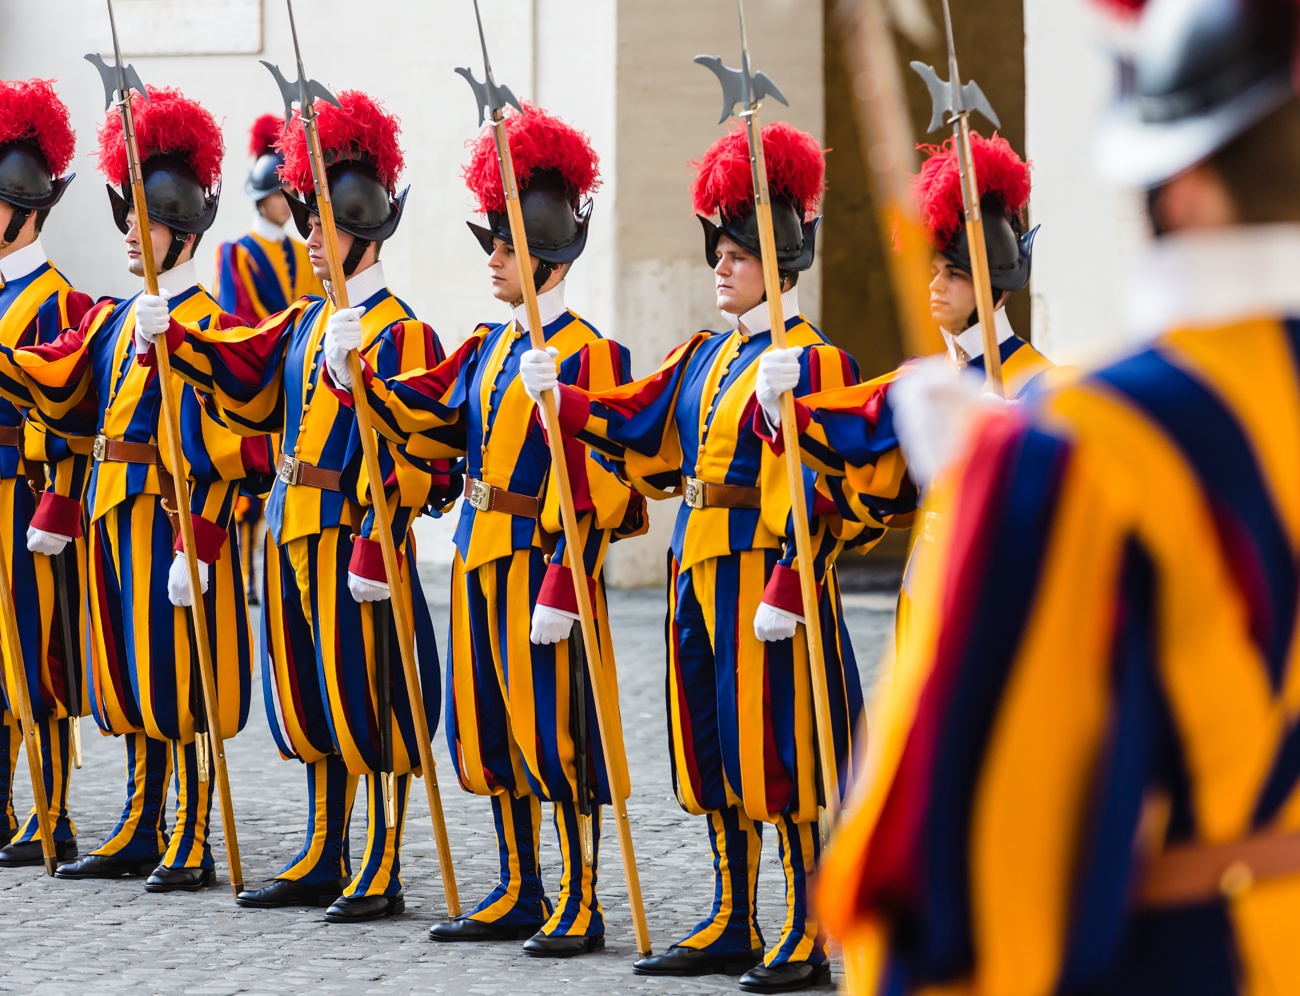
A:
[819, 0, 1300, 992]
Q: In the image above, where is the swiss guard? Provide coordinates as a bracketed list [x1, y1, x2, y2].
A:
[0, 86, 257, 891]
[819, 0, 1300, 992]
[0, 78, 93, 868]
[136, 89, 455, 923]
[520, 121, 861, 993]
[323, 104, 642, 956]
[754, 132, 1053, 651]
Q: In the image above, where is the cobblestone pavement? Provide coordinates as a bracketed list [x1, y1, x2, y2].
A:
[0, 582, 893, 995]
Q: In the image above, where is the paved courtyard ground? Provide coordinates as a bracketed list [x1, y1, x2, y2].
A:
[0, 578, 894, 995]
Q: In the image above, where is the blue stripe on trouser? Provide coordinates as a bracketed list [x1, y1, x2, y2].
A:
[541, 800, 604, 938]
[767, 814, 826, 966]
[464, 791, 550, 926]
[14, 717, 75, 842]
[278, 754, 358, 884]
[1, 713, 17, 832]
[343, 773, 410, 898]
[92, 732, 170, 859]
[163, 738, 213, 869]
[678, 806, 764, 955]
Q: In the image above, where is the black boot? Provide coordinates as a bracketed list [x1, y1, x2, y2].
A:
[430, 917, 542, 942]
[0, 837, 77, 868]
[738, 961, 832, 993]
[144, 864, 215, 893]
[521, 932, 605, 958]
[633, 945, 764, 977]
[236, 877, 348, 909]
[324, 892, 405, 923]
[56, 852, 161, 880]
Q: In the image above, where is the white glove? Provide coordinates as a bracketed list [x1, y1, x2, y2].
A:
[519, 347, 560, 405]
[753, 601, 803, 642]
[756, 346, 803, 430]
[26, 526, 72, 557]
[348, 571, 390, 603]
[167, 551, 210, 608]
[324, 306, 366, 390]
[530, 604, 580, 646]
[133, 290, 173, 352]
[890, 356, 984, 490]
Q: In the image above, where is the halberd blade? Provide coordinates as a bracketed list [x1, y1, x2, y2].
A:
[456, 67, 522, 127]
[85, 53, 148, 111]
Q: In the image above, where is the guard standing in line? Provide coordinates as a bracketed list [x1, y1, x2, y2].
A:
[0, 85, 257, 892]
[0, 78, 93, 868]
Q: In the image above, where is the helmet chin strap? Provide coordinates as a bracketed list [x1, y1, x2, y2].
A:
[532, 259, 555, 294]
[160, 230, 189, 272]
[2, 207, 32, 249]
[343, 238, 372, 278]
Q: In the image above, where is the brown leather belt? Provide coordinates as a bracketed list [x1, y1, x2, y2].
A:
[0, 426, 19, 448]
[277, 454, 342, 493]
[466, 478, 540, 518]
[93, 434, 158, 465]
[682, 477, 761, 510]
[1141, 829, 1300, 907]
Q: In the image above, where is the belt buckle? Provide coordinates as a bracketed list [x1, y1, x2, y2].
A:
[278, 456, 302, 486]
[468, 479, 492, 512]
[92, 435, 108, 462]
[683, 478, 705, 510]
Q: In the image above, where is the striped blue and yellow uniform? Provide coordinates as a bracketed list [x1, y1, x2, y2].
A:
[0, 251, 93, 851]
[557, 308, 861, 968]
[0, 282, 257, 871]
[214, 229, 321, 326]
[359, 301, 642, 938]
[821, 313, 1300, 994]
[779, 330, 1056, 651]
[161, 271, 453, 900]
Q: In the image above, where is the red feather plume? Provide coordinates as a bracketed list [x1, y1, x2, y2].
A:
[690, 121, 825, 220]
[462, 103, 601, 215]
[0, 78, 76, 177]
[248, 113, 283, 158]
[96, 86, 224, 190]
[1090, 0, 1148, 17]
[278, 90, 403, 195]
[913, 131, 1031, 249]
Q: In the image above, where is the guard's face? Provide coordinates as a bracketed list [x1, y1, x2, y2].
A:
[487, 237, 523, 306]
[929, 254, 977, 332]
[306, 214, 354, 281]
[258, 190, 292, 228]
[713, 235, 766, 318]
[124, 207, 187, 278]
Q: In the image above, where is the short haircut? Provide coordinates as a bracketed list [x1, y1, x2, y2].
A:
[1213, 97, 1300, 224]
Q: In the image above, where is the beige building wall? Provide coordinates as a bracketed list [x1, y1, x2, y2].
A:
[1, 0, 823, 587]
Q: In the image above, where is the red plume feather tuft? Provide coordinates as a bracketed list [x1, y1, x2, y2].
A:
[0, 78, 76, 177]
[248, 113, 283, 158]
[96, 86, 224, 190]
[1090, 0, 1149, 17]
[462, 103, 601, 215]
[278, 90, 404, 195]
[912, 131, 1031, 249]
[690, 120, 825, 220]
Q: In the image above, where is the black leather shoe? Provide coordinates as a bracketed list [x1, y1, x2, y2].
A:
[144, 864, 215, 893]
[633, 944, 764, 977]
[0, 837, 77, 867]
[738, 961, 832, 993]
[56, 852, 161, 880]
[236, 877, 348, 909]
[324, 892, 405, 923]
[429, 916, 542, 942]
[522, 931, 605, 958]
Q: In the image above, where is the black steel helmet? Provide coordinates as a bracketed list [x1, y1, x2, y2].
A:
[698, 197, 820, 274]
[467, 169, 593, 266]
[107, 154, 220, 237]
[285, 160, 408, 275]
[1095, 0, 1299, 187]
[246, 151, 286, 202]
[0, 140, 74, 213]
[940, 200, 1040, 294]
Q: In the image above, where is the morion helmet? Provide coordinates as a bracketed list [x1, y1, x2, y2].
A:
[245, 113, 286, 202]
[0, 78, 76, 244]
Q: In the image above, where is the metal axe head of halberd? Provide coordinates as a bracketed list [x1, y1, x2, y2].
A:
[910, 61, 1001, 135]
[260, 59, 341, 130]
[457, 0, 524, 127]
[695, 0, 788, 124]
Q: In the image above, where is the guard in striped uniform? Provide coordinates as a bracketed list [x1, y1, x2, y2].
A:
[820, 1, 1300, 992]
[140, 90, 454, 923]
[215, 114, 320, 609]
[754, 133, 1054, 654]
[0, 79, 93, 868]
[0, 86, 257, 892]
[521, 122, 861, 993]
[327, 105, 642, 956]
